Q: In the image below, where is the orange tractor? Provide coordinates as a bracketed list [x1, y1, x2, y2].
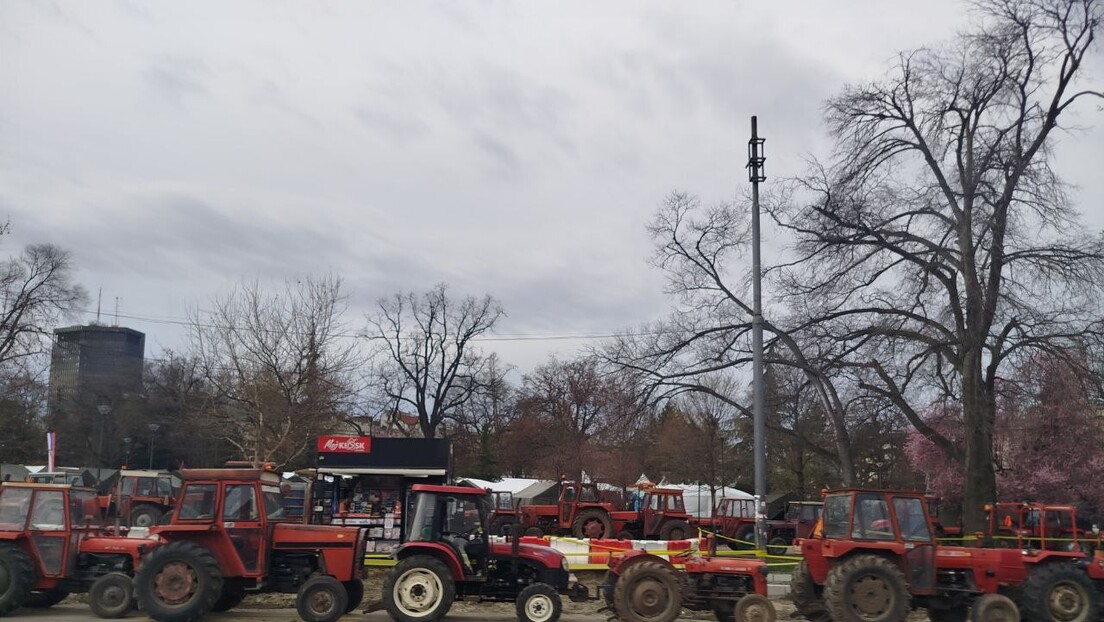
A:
[132, 467, 368, 622]
[501, 482, 694, 540]
[0, 481, 148, 618]
[98, 469, 180, 528]
[791, 488, 1103, 622]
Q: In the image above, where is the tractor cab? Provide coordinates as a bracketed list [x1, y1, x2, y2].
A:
[640, 489, 691, 537]
[987, 501, 1084, 553]
[557, 482, 607, 530]
[0, 483, 106, 580]
[405, 485, 494, 576]
[816, 489, 938, 594]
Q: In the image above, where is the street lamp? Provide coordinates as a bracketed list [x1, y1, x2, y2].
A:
[148, 424, 160, 469]
[96, 404, 111, 486]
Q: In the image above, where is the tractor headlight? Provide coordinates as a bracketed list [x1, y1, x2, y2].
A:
[561, 556, 570, 572]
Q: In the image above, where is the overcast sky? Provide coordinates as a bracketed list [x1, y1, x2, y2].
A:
[3, 1, 1102, 373]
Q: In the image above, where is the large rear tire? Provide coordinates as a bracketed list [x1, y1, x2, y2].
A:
[823, 554, 909, 622]
[0, 543, 35, 616]
[969, 594, 1020, 622]
[612, 559, 682, 622]
[516, 582, 562, 622]
[89, 573, 133, 619]
[295, 575, 348, 622]
[659, 519, 692, 541]
[23, 588, 68, 608]
[572, 509, 613, 539]
[130, 504, 164, 528]
[134, 541, 223, 622]
[789, 559, 831, 622]
[1020, 562, 1099, 622]
[383, 555, 455, 622]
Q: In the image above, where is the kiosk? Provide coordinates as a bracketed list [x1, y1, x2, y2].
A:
[312, 435, 450, 555]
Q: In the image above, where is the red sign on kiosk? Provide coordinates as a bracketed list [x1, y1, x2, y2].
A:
[317, 435, 371, 453]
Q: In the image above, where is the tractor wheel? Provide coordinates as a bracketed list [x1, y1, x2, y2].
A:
[734, 594, 776, 622]
[383, 554, 455, 622]
[130, 504, 164, 528]
[616, 530, 635, 541]
[525, 526, 545, 537]
[490, 516, 516, 537]
[135, 540, 223, 622]
[210, 584, 246, 612]
[732, 525, 756, 550]
[23, 588, 68, 608]
[659, 519, 692, 541]
[612, 559, 682, 622]
[928, 606, 969, 622]
[295, 574, 348, 622]
[516, 582, 562, 622]
[969, 594, 1020, 622]
[766, 537, 789, 556]
[789, 559, 831, 622]
[1021, 562, 1100, 622]
[572, 509, 613, 539]
[89, 573, 134, 619]
[0, 543, 35, 615]
[823, 554, 909, 622]
[343, 579, 365, 613]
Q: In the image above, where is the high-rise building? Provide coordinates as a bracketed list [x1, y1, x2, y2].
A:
[47, 325, 145, 466]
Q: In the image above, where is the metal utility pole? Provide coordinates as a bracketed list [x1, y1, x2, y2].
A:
[746, 116, 767, 551]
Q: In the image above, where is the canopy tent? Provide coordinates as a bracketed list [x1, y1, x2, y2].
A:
[667, 484, 753, 518]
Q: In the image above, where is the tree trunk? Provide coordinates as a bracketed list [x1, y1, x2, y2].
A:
[960, 353, 997, 534]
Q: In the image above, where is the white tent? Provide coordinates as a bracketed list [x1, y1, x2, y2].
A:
[668, 484, 753, 518]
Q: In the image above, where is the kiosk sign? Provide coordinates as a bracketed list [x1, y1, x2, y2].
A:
[317, 435, 371, 453]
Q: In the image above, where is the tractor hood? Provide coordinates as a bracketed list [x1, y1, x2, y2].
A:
[490, 541, 567, 567]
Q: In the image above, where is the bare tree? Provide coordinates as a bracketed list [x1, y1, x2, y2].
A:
[602, 192, 861, 484]
[773, 0, 1104, 529]
[189, 275, 360, 467]
[366, 283, 503, 439]
[449, 353, 517, 479]
[1, 239, 87, 370]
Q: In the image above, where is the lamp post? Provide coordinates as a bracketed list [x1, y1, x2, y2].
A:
[148, 424, 160, 469]
[746, 116, 767, 550]
[96, 404, 111, 486]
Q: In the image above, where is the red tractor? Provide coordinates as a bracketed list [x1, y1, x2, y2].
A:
[382, 484, 591, 622]
[696, 497, 820, 554]
[132, 467, 367, 622]
[608, 488, 695, 541]
[98, 469, 180, 528]
[602, 534, 776, 622]
[514, 481, 619, 539]
[487, 490, 519, 535]
[791, 488, 1103, 622]
[0, 482, 148, 618]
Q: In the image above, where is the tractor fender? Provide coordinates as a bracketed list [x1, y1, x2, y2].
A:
[394, 543, 466, 580]
[609, 550, 674, 577]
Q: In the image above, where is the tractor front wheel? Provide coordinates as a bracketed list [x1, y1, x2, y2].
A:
[766, 537, 789, 556]
[525, 526, 545, 537]
[572, 509, 613, 539]
[612, 559, 682, 622]
[823, 554, 909, 622]
[343, 579, 365, 613]
[734, 594, 776, 622]
[490, 516, 516, 536]
[659, 519, 692, 541]
[969, 594, 1020, 622]
[295, 575, 348, 622]
[1021, 562, 1099, 622]
[383, 555, 455, 622]
[89, 573, 133, 619]
[129, 504, 163, 528]
[0, 543, 35, 616]
[135, 541, 223, 622]
[516, 582, 562, 622]
[789, 559, 831, 622]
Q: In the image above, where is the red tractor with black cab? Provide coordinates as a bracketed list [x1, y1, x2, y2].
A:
[132, 467, 367, 622]
[383, 484, 590, 622]
[602, 533, 775, 622]
[792, 488, 1103, 622]
[0, 481, 149, 618]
